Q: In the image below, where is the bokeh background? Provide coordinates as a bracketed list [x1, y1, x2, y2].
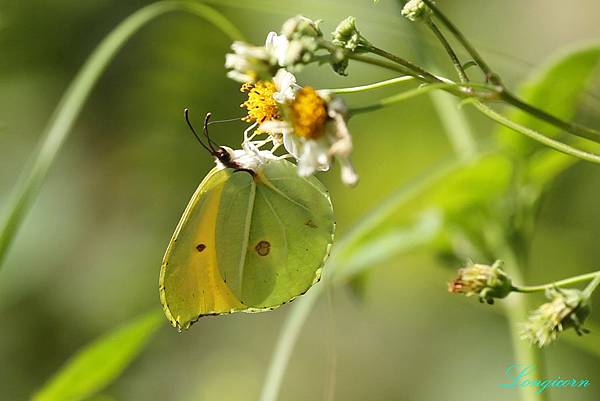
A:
[1, 0, 600, 400]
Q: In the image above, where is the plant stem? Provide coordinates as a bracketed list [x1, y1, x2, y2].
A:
[512, 271, 600, 293]
[500, 91, 600, 143]
[425, 20, 469, 83]
[472, 101, 600, 164]
[408, 19, 477, 160]
[318, 76, 414, 94]
[421, 0, 494, 79]
[348, 82, 486, 115]
[366, 45, 443, 84]
[486, 225, 548, 401]
[583, 272, 600, 298]
[0, 1, 243, 270]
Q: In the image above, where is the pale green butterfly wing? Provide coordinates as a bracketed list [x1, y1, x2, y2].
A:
[215, 159, 335, 308]
[159, 167, 246, 330]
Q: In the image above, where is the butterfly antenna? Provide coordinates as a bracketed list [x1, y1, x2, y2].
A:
[207, 116, 243, 125]
[203, 112, 220, 151]
[184, 108, 213, 154]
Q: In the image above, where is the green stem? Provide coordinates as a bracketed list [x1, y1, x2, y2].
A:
[408, 20, 477, 160]
[0, 1, 243, 270]
[472, 101, 600, 164]
[512, 271, 600, 293]
[421, 0, 494, 79]
[583, 273, 600, 298]
[366, 45, 442, 84]
[500, 91, 600, 144]
[486, 225, 548, 401]
[347, 53, 418, 78]
[348, 82, 486, 115]
[425, 19, 469, 83]
[319, 76, 414, 94]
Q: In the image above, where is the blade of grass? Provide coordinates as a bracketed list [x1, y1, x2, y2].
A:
[31, 310, 163, 401]
[0, 1, 244, 270]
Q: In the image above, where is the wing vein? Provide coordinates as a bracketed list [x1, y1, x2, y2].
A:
[235, 180, 256, 300]
[258, 190, 289, 259]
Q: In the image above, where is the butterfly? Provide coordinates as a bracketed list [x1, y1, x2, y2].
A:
[159, 111, 335, 330]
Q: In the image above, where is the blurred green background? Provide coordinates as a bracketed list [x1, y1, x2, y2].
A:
[1, 0, 600, 400]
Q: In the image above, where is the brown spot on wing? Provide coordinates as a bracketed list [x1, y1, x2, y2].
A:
[196, 244, 206, 252]
[305, 220, 318, 228]
[255, 240, 271, 256]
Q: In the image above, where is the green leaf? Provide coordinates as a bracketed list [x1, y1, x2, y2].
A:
[498, 43, 600, 153]
[31, 310, 163, 401]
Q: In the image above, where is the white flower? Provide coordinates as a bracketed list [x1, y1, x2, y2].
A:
[265, 32, 289, 67]
[253, 70, 358, 186]
[225, 41, 273, 83]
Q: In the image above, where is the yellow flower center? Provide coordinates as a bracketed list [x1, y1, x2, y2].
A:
[290, 87, 328, 139]
[241, 81, 280, 124]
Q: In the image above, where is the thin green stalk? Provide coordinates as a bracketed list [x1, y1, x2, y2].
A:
[425, 19, 469, 83]
[421, 0, 493, 78]
[258, 289, 320, 401]
[486, 225, 548, 401]
[347, 53, 418, 78]
[513, 271, 600, 294]
[583, 273, 600, 298]
[348, 82, 487, 115]
[408, 19, 478, 160]
[319, 76, 414, 94]
[500, 90, 600, 144]
[0, 1, 243, 270]
[366, 45, 442, 84]
[473, 101, 600, 164]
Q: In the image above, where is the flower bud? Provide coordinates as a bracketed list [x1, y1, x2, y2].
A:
[521, 288, 591, 347]
[332, 16, 363, 51]
[401, 0, 432, 22]
[448, 260, 512, 304]
[281, 15, 322, 40]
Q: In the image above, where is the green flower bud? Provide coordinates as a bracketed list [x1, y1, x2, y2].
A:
[448, 260, 512, 304]
[401, 0, 432, 22]
[281, 15, 322, 40]
[332, 16, 362, 51]
[521, 288, 591, 347]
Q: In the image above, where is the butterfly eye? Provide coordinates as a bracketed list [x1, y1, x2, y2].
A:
[216, 147, 231, 164]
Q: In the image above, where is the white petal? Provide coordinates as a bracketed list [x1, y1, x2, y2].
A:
[283, 131, 302, 158]
[273, 69, 299, 103]
[339, 157, 359, 186]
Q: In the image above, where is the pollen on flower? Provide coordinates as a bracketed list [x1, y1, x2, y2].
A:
[241, 81, 280, 124]
[290, 87, 327, 139]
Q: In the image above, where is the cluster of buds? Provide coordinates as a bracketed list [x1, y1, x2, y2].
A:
[521, 288, 590, 347]
[225, 15, 325, 83]
[448, 260, 512, 304]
